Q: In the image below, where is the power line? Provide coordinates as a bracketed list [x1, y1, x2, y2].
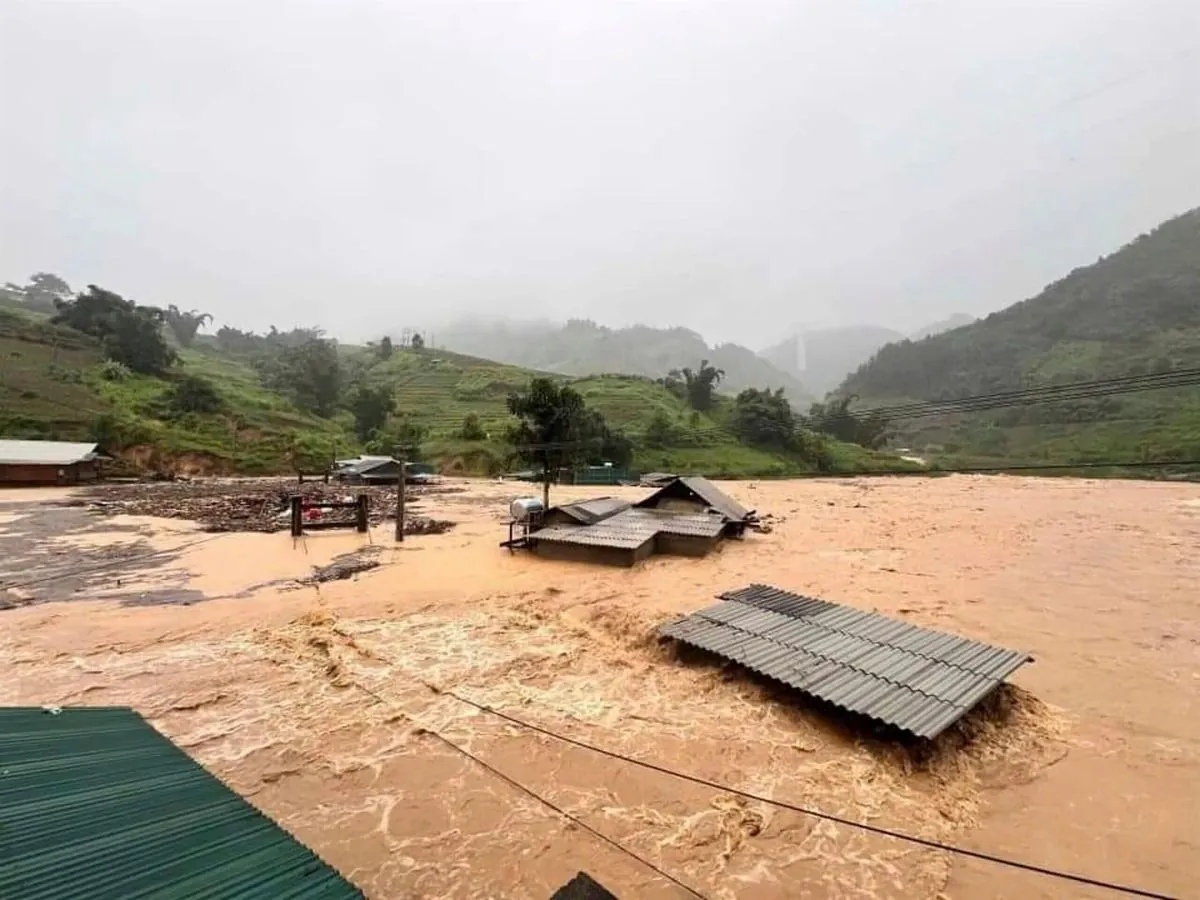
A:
[350, 681, 708, 899]
[424, 686, 1177, 900]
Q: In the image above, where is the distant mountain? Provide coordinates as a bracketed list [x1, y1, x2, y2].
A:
[909, 313, 976, 341]
[760, 325, 904, 398]
[435, 319, 812, 403]
[837, 207, 1200, 462]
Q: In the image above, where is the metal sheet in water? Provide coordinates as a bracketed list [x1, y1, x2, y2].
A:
[660, 584, 1033, 739]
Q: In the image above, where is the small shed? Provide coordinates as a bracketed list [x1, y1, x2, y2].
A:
[0, 440, 103, 487]
[526, 502, 728, 566]
[333, 455, 401, 484]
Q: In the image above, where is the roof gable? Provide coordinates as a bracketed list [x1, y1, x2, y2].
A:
[635, 475, 752, 522]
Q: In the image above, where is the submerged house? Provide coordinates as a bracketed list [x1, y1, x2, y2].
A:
[0, 440, 104, 487]
[333, 456, 438, 485]
[521, 477, 755, 567]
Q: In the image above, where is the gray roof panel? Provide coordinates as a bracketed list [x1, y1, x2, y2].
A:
[661, 585, 1033, 739]
[0, 440, 98, 466]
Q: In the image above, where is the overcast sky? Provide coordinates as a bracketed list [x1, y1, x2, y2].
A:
[2, 0, 1198, 348]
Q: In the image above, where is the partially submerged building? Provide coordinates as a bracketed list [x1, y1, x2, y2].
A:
[333, 456, 438, 485]
[0, 440, 103, 486]
[514, 476, 755, 567]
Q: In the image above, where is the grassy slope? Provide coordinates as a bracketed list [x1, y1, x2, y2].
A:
[838, 208, 1200, 465]
[1, 308, 900, 477]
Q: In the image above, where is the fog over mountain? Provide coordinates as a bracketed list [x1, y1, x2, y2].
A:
[2, 1, 1198, 349]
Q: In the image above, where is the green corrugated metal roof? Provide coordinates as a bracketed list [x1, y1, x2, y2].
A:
[0, 707, 364, 900]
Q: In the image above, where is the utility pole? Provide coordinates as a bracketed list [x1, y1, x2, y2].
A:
[394, 447, 406, 542]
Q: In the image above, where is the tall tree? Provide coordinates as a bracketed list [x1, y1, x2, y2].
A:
[377, 335, 394, 360]
[267, 338, 342, 417]
[164, 306, 212, 347]
[670, 359, 724, 411]
[732, 387, 796, 450]
[52, 285, 175, 374]
[350, 383, 394, 441]
[805, 394, 889, 449]
[3, 272, 72, 313]
[506, 377, 611, 506]
[410, 332, 425, 350]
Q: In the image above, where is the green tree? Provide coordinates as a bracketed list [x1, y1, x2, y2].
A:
[167, 374, 225, 416]
[164, 306, 212, 348]
[53, 285, 175, 375]
[732, 387, 796, 450]
[377, 335, 394, 360]
[506, 377, 613, 506]
[805, 395, 889, 449]
[668, 359, 724, 411]
[350, 383, 394, 441]
[459, 412, 486, 441]
[3, 272, 72, 314]
[267, 338, 342, 417]
[644, 408, 677, 448]
[410, 332, 425, 350]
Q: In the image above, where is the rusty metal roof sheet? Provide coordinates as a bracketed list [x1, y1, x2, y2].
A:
[0, 706, 364, 900]
[659, 584, 1032, 739]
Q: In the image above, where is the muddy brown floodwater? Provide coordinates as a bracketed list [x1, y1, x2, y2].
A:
[2, 477, 1197, 899]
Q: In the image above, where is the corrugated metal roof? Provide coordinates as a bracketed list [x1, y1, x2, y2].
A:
[530, 523, 654, 550]
[636, 476, 752, 523]
[0, 706, 364, 900]
[659, 584, 1033, 739]
[618, 507, 726, 538]
[0, 440, 98, 466]
[553, 496, 632, 525]
[550, 872, 620, 900]
[531, 507, 725, 551]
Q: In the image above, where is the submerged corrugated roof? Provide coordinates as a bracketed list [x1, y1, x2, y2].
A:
[552, 496, 632, 525]
[550, 872, 621, 900]
[0, 706, 364, 900]
[531, 507, 725, 551]
[659, 584, 1032, 739]
[0, 440, 98, 466]
[636, 476, 752, 523]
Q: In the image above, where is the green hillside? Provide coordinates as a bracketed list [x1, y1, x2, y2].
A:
[0, 305, 898, 478]
[837, 208, 1200, 464]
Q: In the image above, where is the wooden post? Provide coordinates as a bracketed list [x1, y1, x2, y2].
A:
[394, 452, 406, 542]
[355, 493, 369, 533]
[289, 495, 303, 538]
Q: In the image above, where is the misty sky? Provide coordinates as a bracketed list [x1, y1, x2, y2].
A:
[2, 1, 1198, 349]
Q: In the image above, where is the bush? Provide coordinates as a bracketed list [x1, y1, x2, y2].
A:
[166, 375, 225, 416]
[459, 413, 486, 441]
[97, 359, 132, 382]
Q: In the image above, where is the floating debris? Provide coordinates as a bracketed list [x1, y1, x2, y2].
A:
[72, 479, 461, 535]
[302, 547, 385, 584]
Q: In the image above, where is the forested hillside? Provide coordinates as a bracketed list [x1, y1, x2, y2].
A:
[435, 319, 812, 403]
[0, 278, 899, 478]
[838, 208, 1200, 463]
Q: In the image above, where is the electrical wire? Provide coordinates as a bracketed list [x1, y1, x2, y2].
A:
[423, 685, 1178, 900]
[350, 681, 709, 899]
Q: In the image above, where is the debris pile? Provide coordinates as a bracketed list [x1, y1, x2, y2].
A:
[302, 547, 384, 583]
[71, 479, 459, 535]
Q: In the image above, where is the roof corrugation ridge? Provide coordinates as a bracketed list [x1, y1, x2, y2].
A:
[719, 584, 1033, 674]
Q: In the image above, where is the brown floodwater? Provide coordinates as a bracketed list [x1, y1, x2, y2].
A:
[1, 476, 1196, 899]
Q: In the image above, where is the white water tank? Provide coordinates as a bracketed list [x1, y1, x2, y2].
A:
[509, 497, 545, 522]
